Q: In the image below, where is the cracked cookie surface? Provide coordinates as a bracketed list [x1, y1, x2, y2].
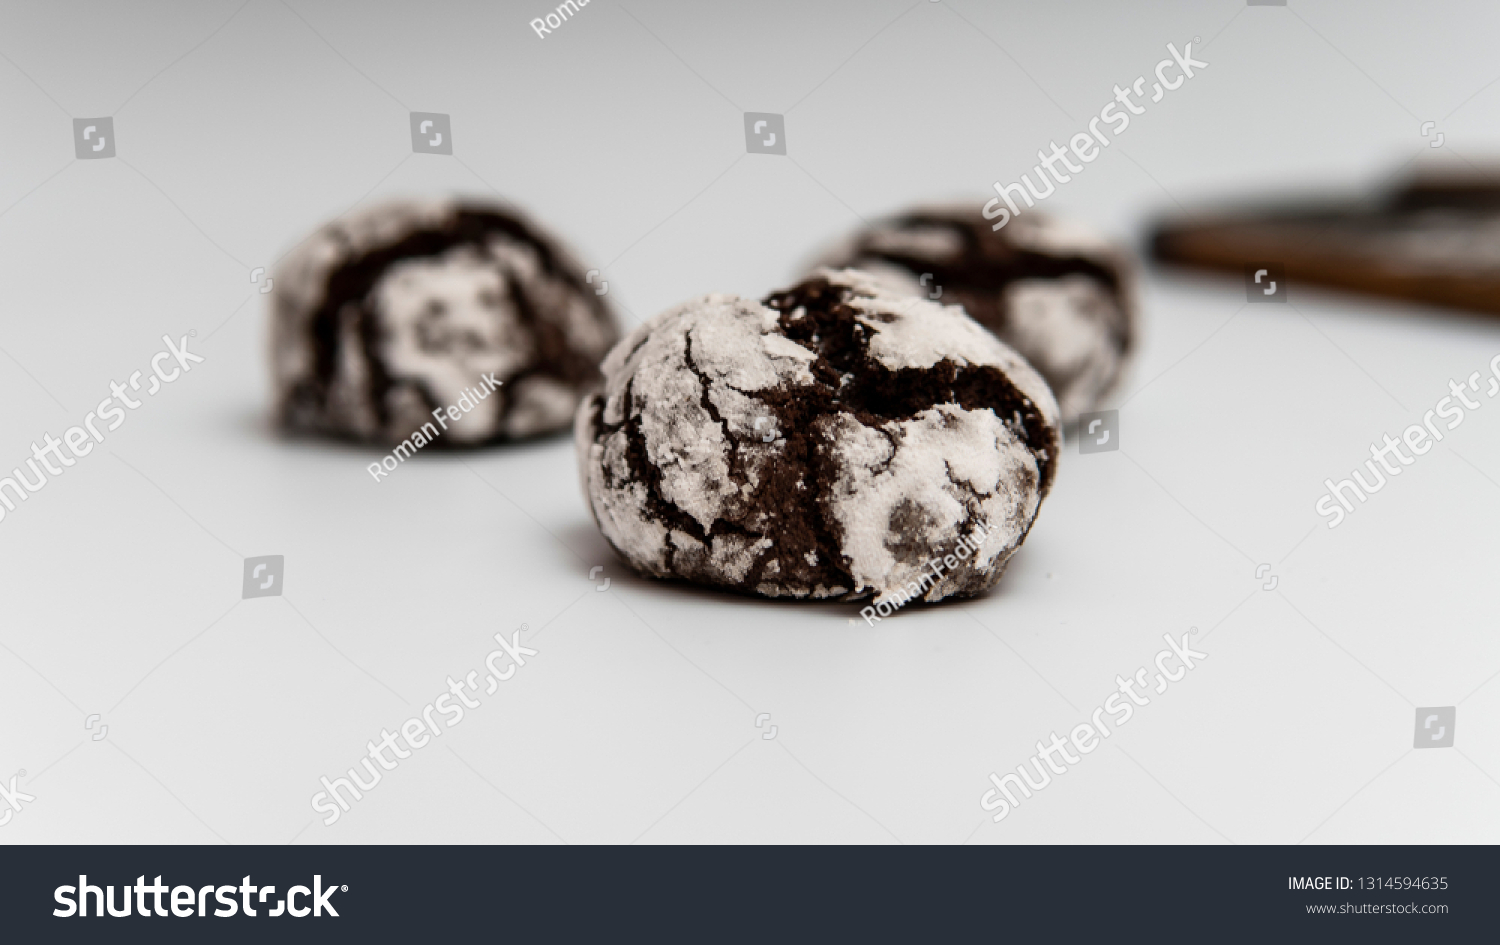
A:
[813, 207, 1136, 425]
[271, 199, 619, 446]
[575, 269, 1061, 604]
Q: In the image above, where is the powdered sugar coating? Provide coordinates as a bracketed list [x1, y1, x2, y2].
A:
[575, 270, 1060, 605]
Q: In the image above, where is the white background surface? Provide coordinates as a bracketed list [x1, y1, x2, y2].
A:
[1, 0, 1498, 845]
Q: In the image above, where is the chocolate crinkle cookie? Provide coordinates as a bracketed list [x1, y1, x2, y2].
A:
[574, 269, 1060, 605]
[813, 207, 1136, 425]
[271, 199, 619, 446]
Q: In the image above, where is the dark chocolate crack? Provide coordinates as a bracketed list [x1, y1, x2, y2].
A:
[763, 277, 1058, 493]
[815, 209, 1137, 424]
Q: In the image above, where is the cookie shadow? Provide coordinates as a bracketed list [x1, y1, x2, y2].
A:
[554, 519, 1023, 623]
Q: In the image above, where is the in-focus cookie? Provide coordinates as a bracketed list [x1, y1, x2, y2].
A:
[813, 207, 1136, 424]
[575, 269, 1060, 606]
[272, 199, 619, 446]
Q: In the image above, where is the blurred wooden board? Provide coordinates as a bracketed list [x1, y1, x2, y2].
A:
[1149, 173, 1500, 316]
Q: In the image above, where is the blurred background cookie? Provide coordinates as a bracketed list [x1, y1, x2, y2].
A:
[271, 199, 619, 446]
[812, 206, 1136, 425]
[575, 268, 1060, 606]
